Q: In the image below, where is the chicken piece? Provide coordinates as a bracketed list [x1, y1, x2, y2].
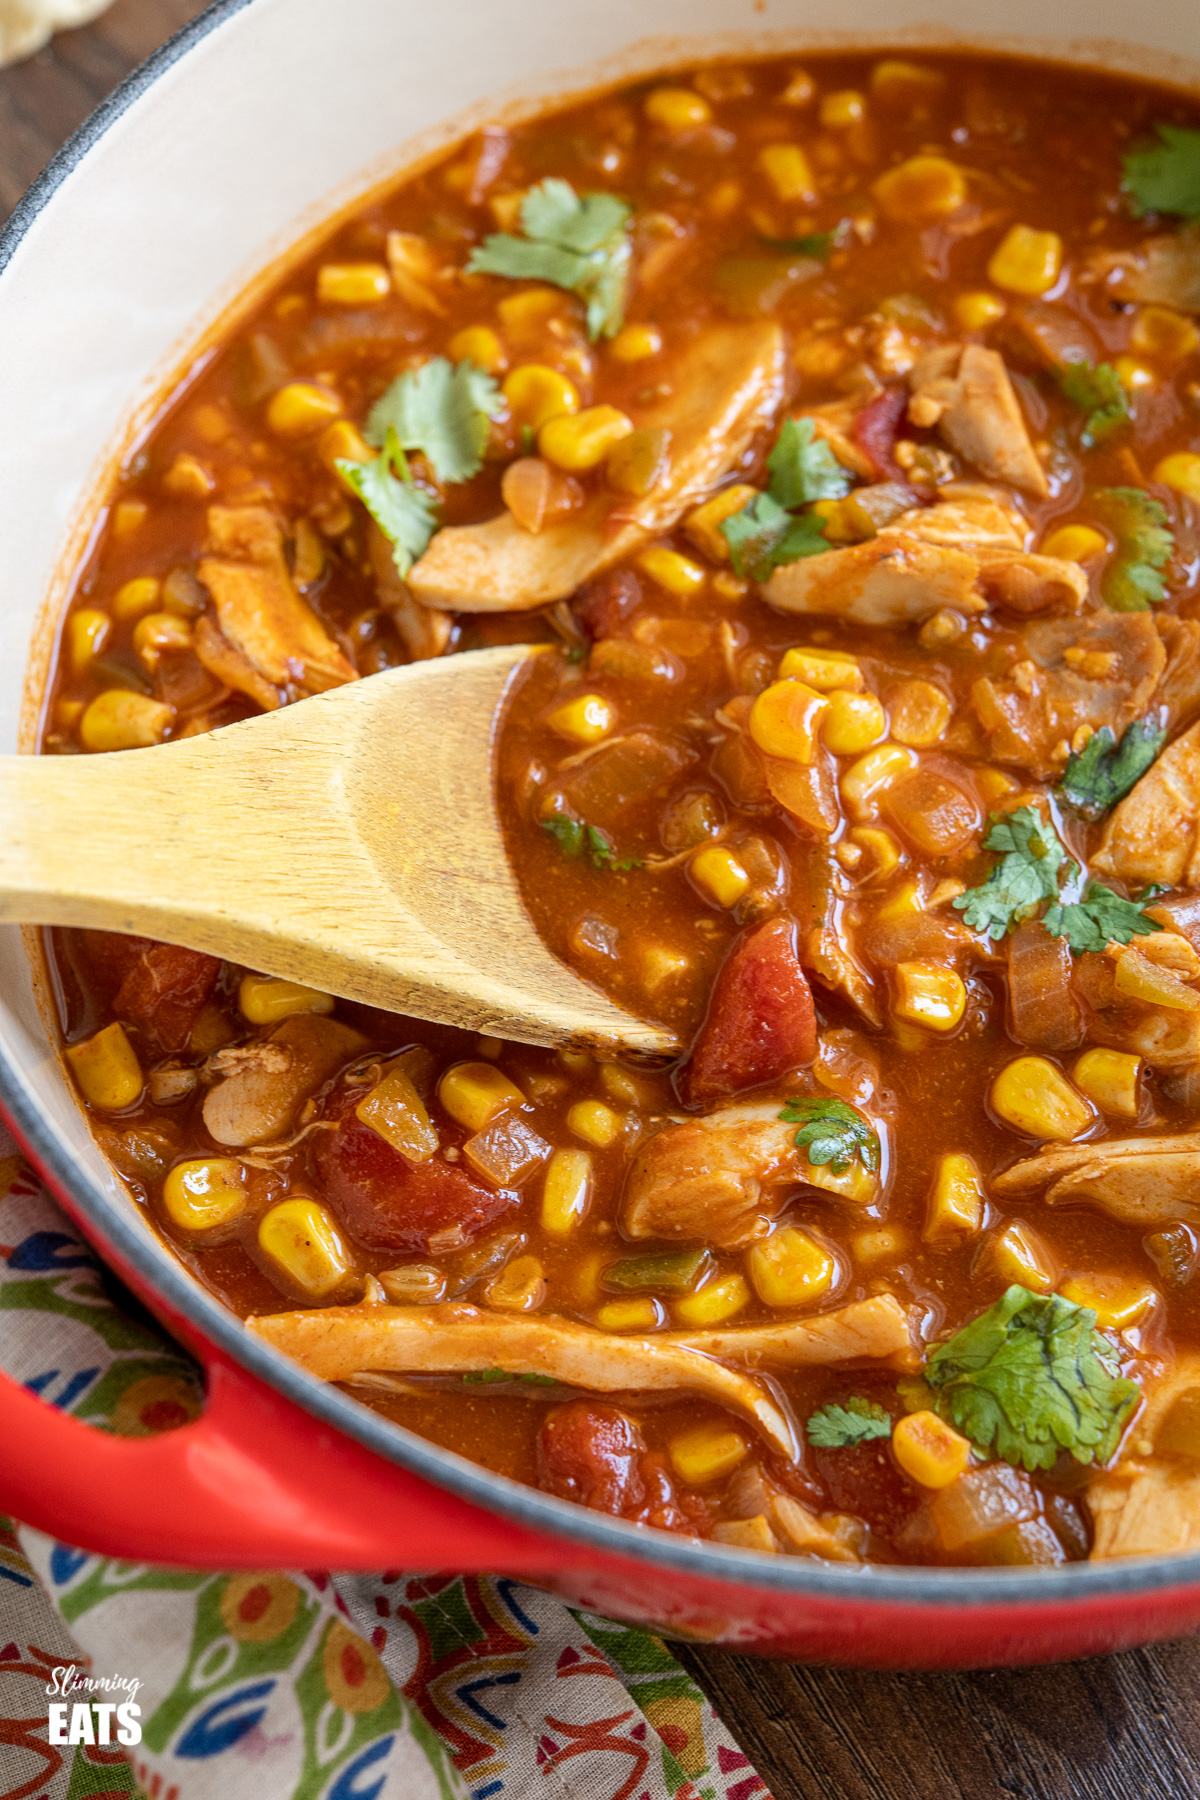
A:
[682, 915, 817, 1108]
[408, 322, 786, 611]
[907, 342, 1049, 497]
[202, 1014, 366, 1147]
[114, 942, 220, 1054]
[667, 1293, 913, 1367]
[1006, 301, 1101, 371]
[1090, 1354, 1200, 1559]
[971, 612, 1166, 779]
[1154, 615, 1200, 734]
[367, 521, 453, 661]
[192, 613, 281, 712]
[1093, 718, 1200, 890]
[992, 1133, 1200, 1227]
[804, 846, 882, 1028]
[198, 506, 358, 695]
[1087, 229, 1200, 314]
[247, 1302, 799, 1460]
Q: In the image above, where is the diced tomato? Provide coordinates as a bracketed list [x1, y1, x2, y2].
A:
[571, 569, 642, 641]
[810, 1438, 918, 1538]
[681, 914, 817, 1106]
[315, 1089, 517, 1254]
[114, 942, 220, 1053]
[538, 1401, 650, 1514]
[852, 387, 908, 481]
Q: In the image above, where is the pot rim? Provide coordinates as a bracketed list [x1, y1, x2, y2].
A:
[5, 0, 1200, 1610]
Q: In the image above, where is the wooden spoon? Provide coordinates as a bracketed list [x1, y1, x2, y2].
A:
[0, 644, 678, 1058]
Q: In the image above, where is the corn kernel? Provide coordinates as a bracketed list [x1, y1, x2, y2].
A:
[69, 609, 112, 675]
[318, 419, 373, 478]
[820, 89, 866, 127]
[645, 86, 712, 132]
[487, 189, 525, 232]
[873, 155, 966, 224]
[851, 1225, 911, 1264]
[846, 825, 902, 883]
[747, 1227, 836, 1309]
[1060, 1272, 1157, 1332]
[953, 290, 1006, 332]
[539, 404, 633, 472]
[778, 647, 863, 691]
[988, 1220, 1057, 1292]
[822, 689, 887, 755]
[801, 1157, 878, 1206]
[757, 143, 816, 202]
[1042, 523, 1108, 563]
[712, 571, 749, 601]
[893, 961, 967, 1034]
[599, 1062, 650, 1107]
[990, 1055, 1094, 1140]
[887, 678, 952, 748]
[892, 1411, 971, 1489]
[1073, 1047, 1141, 1120]
[267, 382, 342, 437]
[497, 287, 561, 334]
[1154, 452, 1200, 503]
[672, 1272, 750, 1326]
[317, 261, 390, 306]
[606, 427, 670, 497]
[781, 68, 815, 105]
[162, 452, 214, 499]
[446, 324, 506, 374]
[111, 498, 148, 538]
[162, 1158, 247, 1233]
[546, 692, 615, 744]
[636, 545, 707, 597]
[238, 975, 334, 1026]
[79, 690, 173, 752]
[975, 767, 1019, 804]
[438, 1062, 524, 1132]
[133, 610, 192, 671]
[541, 1147, 593, 1234]
[611, 323, 663, 363]
[502, 364, 579, 432]
[690, 844, 750, 908]
[1131, 306, 1200, 361]
[749, 679, 828, 764]
[567, 1099, 623, 1148]
[839, 743, 917, 814]
[924, 1152, 985, 1245]
[987, 225, 1063, 297]
[596, 1295, 661, 1331]
[112, 577, 162, 622]
[485, 1253, 546, 1312]
[66, 1021, 142, 1111]
[55, 698, 84, 731]
[258, 1197, 351, 1298]
[356, 1067, 438, 1162]
[684, 485, 759, 563]
[870, 59, 945, 103]
[1115, 356, 1155, 391]
[669, 1424, 749, 1486]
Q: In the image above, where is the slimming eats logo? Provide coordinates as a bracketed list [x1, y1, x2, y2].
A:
[45, 1663, 142, 1746]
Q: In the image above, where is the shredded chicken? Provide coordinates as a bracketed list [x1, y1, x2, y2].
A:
[804, 845, 882, 1028]
[667, 1293, 913, 1366]
[247, 1301, 799, 1459]
[992, 1133, 1200, 1227]
[203, 1014, 367, 1147]
[408, 322, 786, 611]
[197, 506, 358, 696]
[1090, 1354, 1200, 1559]
[1094, 719, 1200, 890]
[1087, 229, 1200, 315]
[367, 521, 453, 660]
[907, 342, 1049, 496]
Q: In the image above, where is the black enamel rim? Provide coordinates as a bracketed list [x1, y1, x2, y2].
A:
[2, 0, 1199, 1618]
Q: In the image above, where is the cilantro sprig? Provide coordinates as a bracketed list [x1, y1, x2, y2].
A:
[336, 427, 438, 577]
[462, 1368, 557, 1387]
[542, 814, 641, 871]
[1093, 487, 1174, 613]
[467, 179, 633, 340]
[718, 417, 842, 580]
[365, 356, 504, 485]
[925, 1286, 1141, 1473]
[1058, 715, 1168, 817]
[780, 1096, 880, 1177]
[807, 1397, 892, 1449]
[1122, 124, 1200, 220]
[1058, 361, 1129, 447]
[1043, 883, 1162, 954]
[953, 807, 1065, 941]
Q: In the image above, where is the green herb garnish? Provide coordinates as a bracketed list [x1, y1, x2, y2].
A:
[1043, 882, 1163, 954]
[758, 230, 836, 258]
[336, 427, 438, 576]
[718, 416, 842, 578]
[925, 1286, 1141, 1473]
[462, 1368, 558, 1387]
[1122, 124, 1200, 219]
[1058, 361, 1130, 447]
[766, 415, 851, 508]
[1058, 715, 1168, 816]
[541, 814, 640, 871]
[953, 807, 1065, 941]
[779, 1096, 881, 1177]
[467, 178, 633, 340]
[807, 1398, 893, 1449]
[1093, 487, 1174, 612]
[364, 356, 504, 485]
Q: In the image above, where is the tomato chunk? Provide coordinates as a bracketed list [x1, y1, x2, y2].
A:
[114, 942, 220, 1053]
[852, 386, 908, 481]
[572, 569, 642, 641]
[537, 1400, 701, 1533]
[681, 914, 817, 1106]
[315, 1089, 517, 1254]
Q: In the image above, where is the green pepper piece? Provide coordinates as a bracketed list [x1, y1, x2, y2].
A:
[602, 1248, 713, 1294]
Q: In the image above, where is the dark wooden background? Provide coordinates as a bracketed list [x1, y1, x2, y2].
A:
[4, 5, 1200, 1795]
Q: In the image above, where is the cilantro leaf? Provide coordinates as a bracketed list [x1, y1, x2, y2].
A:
[952, 807, 1065, 941]
[807, 1398, 892, 1448]
[759, 230, 835, 258]
[1043, 882, 1162, 954]
[364, 356, 503, 485]
[336, 428, 438, 576]
[541, 813, 640, 871]
[925, 1286, 1141, 1473]
[1093, 487, 1174, 612]
[462, 1368, 557, 1386]
[467, 178, 633, 339]
[1122, 124, 1200, 220]
[766, 416, 851, 509]
[1058, 715, 1168, 816]
[779, 1096, 880, 1177]
[720, 491, 830, 580]
[1058, 361, 1129, 447]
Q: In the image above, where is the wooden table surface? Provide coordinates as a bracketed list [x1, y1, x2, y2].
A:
[4, 6, 1200, 1796]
